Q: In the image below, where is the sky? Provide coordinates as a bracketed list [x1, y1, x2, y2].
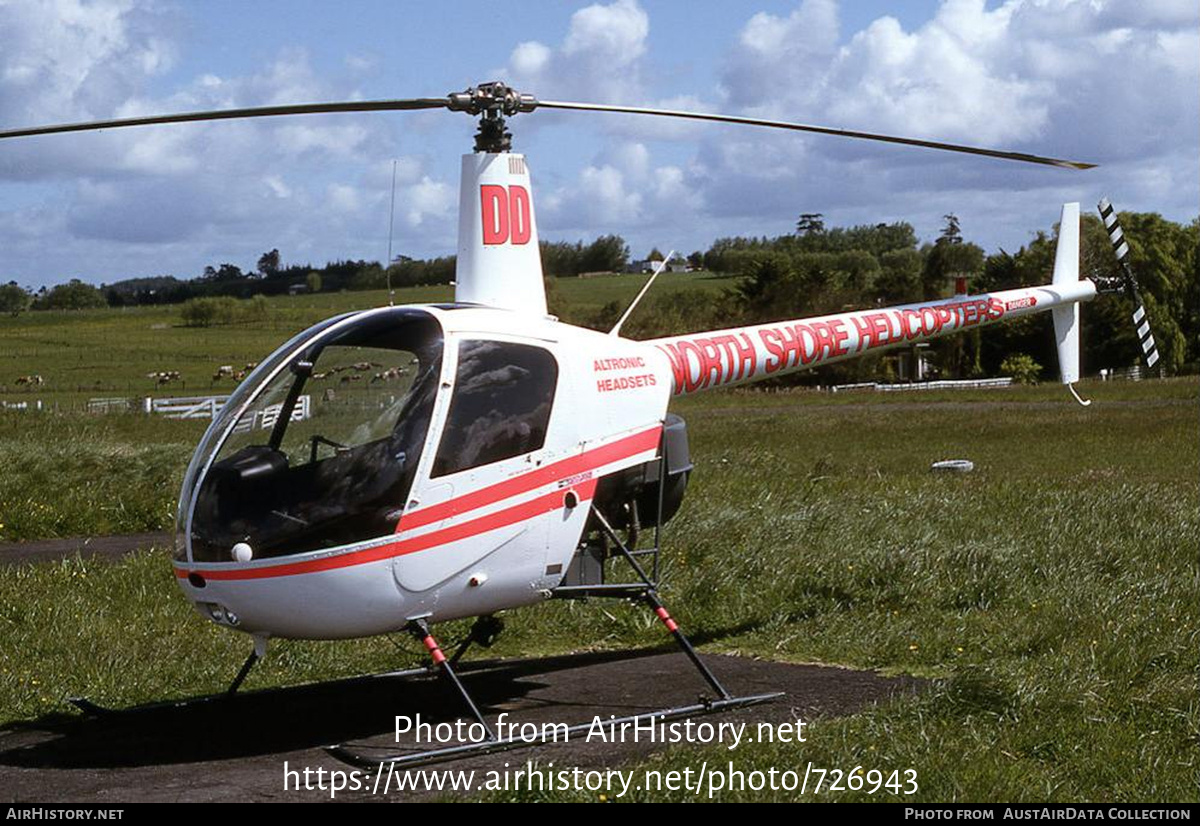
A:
[0, 0, 1195, 289]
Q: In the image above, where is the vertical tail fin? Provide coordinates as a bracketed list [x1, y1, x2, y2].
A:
[1051, 203, 1086, 403]
[455, 152, 547, 315]
[1099, 198, 1160, 371]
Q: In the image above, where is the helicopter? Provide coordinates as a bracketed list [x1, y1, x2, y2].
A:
[0, 81, 1156, 768]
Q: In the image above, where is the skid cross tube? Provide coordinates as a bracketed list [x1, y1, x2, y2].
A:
[328, 494, 782, 771]
[408, 620, 496, 742]
[590, 506, 732, 700]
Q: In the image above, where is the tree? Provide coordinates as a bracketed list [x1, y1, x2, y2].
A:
[940, 213, 963, 244]
[257, 249, 281, 278]
[305, 271, 322, 293]
[875, 249, 923, 304]
[214, 263, 244, 281]
[180, 296, 238, 327]
[687, 250, 704, 270]
[646, 247, 665, 262]
[921, 214, 983, 377]
[38, 279, 107, 310]
[796, 213, 825, 235]
[922, 217, 983, 300]
[580, 235, 629, 273]
[0, 282, 31, 316]
[1000, 353, 1042, 385]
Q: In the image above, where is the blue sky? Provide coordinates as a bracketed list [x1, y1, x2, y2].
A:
[0, 0, 1195, 288]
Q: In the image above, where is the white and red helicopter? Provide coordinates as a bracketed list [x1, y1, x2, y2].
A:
[0, 82, 1154, 767]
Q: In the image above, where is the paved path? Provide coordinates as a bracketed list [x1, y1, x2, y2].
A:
[0, 532, 171, 566]
[0, 650, 920, 802]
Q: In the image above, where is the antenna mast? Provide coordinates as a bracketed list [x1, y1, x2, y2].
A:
[386, 159, 397, 306]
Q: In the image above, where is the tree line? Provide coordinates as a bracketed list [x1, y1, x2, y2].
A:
[3, 209, 1195, 379]
[565, 211, 1199, 381]
[0, 233, 639, 315]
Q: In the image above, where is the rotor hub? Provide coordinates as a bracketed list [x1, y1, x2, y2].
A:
[447, 82, 537, 116]
[448, 82, 538, 153]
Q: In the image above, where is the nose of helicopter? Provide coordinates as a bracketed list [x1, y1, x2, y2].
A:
[172, 526, 422, 641]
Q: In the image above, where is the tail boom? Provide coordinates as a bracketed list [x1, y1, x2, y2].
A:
[646, 282, 1096, 397]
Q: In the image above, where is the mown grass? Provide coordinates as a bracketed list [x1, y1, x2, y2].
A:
[0, 379, 1195, 802]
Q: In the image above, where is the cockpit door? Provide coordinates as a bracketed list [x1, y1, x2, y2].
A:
[392, 337, 559, 603]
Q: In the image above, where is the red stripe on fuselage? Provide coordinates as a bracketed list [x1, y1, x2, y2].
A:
[396, 426, 661, 532]
[174, 426, 660, 581]
[177, 479, 599, 581]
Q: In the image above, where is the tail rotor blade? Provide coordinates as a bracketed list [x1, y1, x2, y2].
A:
[1099, 198, 1131, 263]
[1098, 198, 1159, 371]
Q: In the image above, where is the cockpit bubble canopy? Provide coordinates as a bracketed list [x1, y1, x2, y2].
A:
[177, 308, 443, 563]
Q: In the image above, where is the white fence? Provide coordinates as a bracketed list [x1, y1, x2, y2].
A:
[877, 378, 1013, 392]
[1, 399, 43, 411]
[830, 378, 1014, 394]
[231, 395, 311, 433]
[147, 395, 231, 418]
[86, 397, 133, 413]
[1100, 366, 1142, 381]
[83, 394, 312, 427]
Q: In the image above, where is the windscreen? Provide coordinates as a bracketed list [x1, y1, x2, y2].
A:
[179, 309, 443, 563]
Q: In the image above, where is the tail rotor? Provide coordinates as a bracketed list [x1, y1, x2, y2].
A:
[1098, 198, 1160, 373]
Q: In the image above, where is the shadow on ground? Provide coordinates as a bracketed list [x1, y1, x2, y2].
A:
[0, 648, 921, 802]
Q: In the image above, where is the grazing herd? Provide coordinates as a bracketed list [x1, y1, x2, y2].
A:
[11, 358, 418, 393]
[211, 362, 259, 382]
[146, 370, 182, 387]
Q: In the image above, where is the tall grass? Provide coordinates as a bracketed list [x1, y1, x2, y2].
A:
[0, 414, 205, 540]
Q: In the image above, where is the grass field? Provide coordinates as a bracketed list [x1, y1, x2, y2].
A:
[0, 376, 1195, 802]
[0, 271, 738, 407]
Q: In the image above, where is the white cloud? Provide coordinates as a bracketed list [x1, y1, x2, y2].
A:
[509, 41, 552, 78]
[722, 0, 840, 110]
[824, 10, 1052, 145]
[0, 0, 177, 125]
[0, 1, 1195, 289]
[327, 183, 361, 214]
[402, 177, 455, 228]
[0, 3, 459, 284]
[502, 0, 650, 101]
[541, 163, 641, 231]
[676, 0, 1199, 256]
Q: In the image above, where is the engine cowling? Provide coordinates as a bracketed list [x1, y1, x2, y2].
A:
[593, 413, 692, 529]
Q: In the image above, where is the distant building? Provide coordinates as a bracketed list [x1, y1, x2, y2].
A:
[625, 254, 689, 274]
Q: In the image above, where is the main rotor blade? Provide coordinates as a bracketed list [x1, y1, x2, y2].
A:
[537, 100, 1095, 170]
[0, 98, 451, 140]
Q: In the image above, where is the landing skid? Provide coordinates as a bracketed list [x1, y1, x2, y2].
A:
[327, 505, 784, 770]
[65, 614, 508, 719]
[328, 692, 780, 770]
